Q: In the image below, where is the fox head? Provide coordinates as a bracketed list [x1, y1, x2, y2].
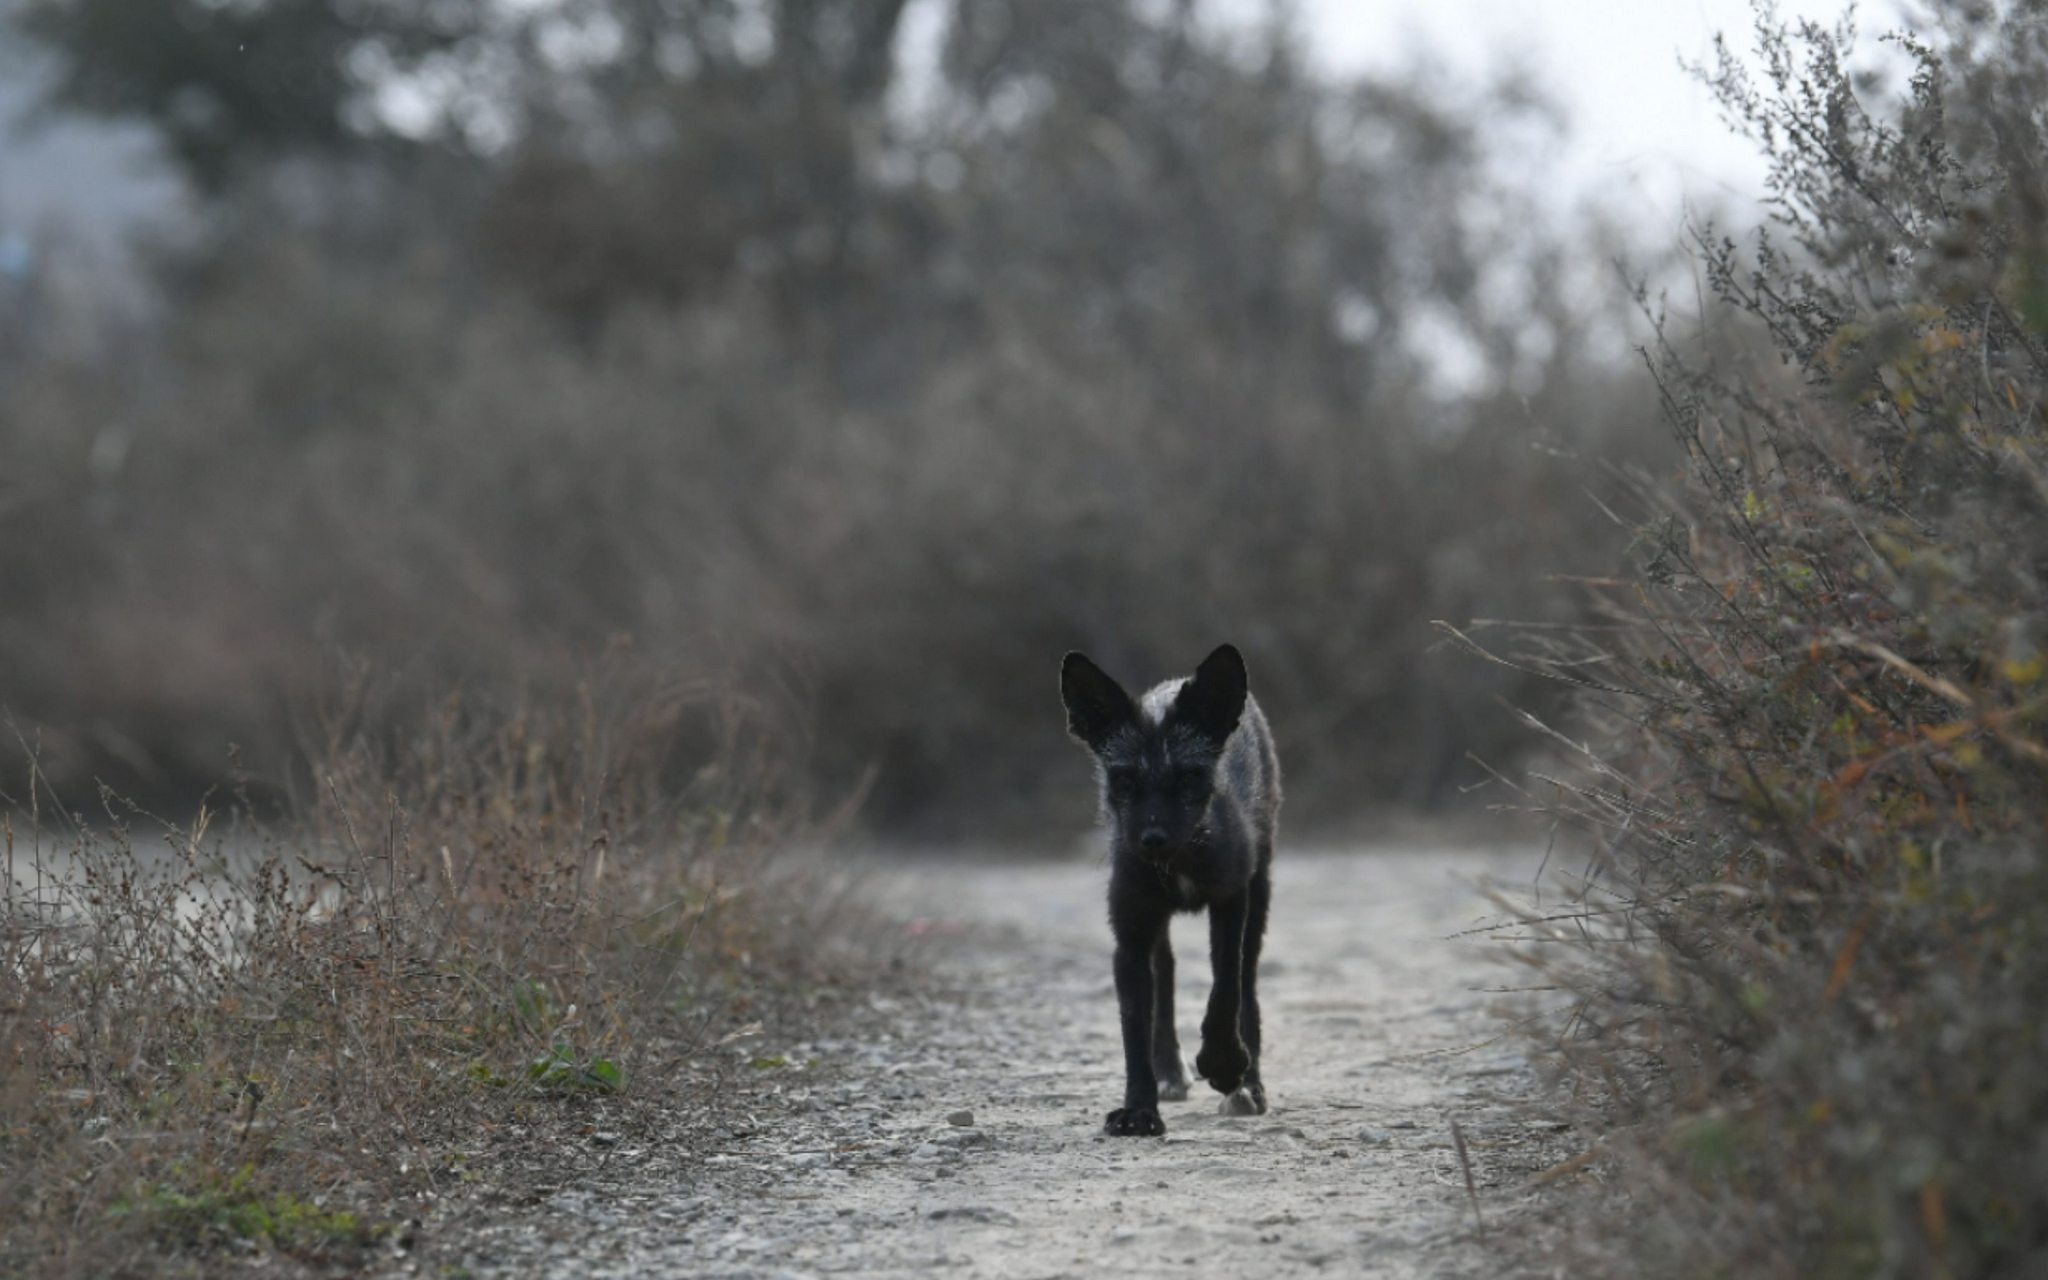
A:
[1060, 644, 1249, 861]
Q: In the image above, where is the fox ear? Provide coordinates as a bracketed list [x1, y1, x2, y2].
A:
[1061, 651, 1137, 750]
[1174, 644, 1248, 743]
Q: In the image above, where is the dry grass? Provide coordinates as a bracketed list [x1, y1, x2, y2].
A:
[0, 655, 864, 1276]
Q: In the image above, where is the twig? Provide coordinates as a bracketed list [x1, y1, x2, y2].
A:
[1451, 1118, 1485, 1234]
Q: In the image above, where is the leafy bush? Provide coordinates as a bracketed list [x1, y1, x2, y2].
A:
[1504, 7, 2048, 1275]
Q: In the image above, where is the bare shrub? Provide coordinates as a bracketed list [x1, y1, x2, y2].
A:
[0, 655, 842, 1274]
[1491, 7, 2048, 1274]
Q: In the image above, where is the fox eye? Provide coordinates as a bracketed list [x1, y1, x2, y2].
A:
[1106, 768, 1137, 797]
[1176, 767, 1209, 793]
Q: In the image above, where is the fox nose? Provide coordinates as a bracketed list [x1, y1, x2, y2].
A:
[1139, 828, 1167, 851]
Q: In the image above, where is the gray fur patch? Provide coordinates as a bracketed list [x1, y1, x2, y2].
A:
[1138, 678, 1188, 726]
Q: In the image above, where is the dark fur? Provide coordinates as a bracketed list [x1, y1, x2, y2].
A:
[1060, 643, 1281, 1137]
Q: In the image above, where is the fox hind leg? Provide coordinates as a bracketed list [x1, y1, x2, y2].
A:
[1151, 930, 1191, 1101]
[1219, 863, 1271, 1117]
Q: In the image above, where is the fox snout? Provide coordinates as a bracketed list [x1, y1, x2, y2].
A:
[1124, 799, 1204, 862]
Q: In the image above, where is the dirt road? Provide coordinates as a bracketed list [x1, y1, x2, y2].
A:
[443, 844, 1563, 1279]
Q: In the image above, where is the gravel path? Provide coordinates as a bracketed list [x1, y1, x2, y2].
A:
[441, 844, 1563, 1279]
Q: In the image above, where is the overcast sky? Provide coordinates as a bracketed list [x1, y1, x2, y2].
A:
[1293, 0, 1903, 222]
[0, 0, 1906, 245]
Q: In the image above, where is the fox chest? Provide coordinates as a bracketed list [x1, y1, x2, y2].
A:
[1110, 847, 1242, 913]
[1157, 869, 1221, 912]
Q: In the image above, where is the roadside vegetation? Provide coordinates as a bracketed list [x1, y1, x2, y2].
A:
[1497, 7, 2048, 1274]
[1, 658, 860, 1275]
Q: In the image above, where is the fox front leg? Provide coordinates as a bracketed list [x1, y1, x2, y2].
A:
[1105, 920, 1168, 1136]
[1195, 891, 1252, 1096]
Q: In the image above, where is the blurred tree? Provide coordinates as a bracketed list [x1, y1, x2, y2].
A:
[17, 0, 488, 191]
[478, 0, 916, 324]
[2, 0, 1652, 828]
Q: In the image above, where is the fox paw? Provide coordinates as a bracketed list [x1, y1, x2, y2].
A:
[1195, 1039, 1250, 1094]
[1103, 1107, 1166, 1137]
[1218, 1083, 1266, 1117]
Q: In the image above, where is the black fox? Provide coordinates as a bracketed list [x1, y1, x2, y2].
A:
[1060, 643, 1281, 1137]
